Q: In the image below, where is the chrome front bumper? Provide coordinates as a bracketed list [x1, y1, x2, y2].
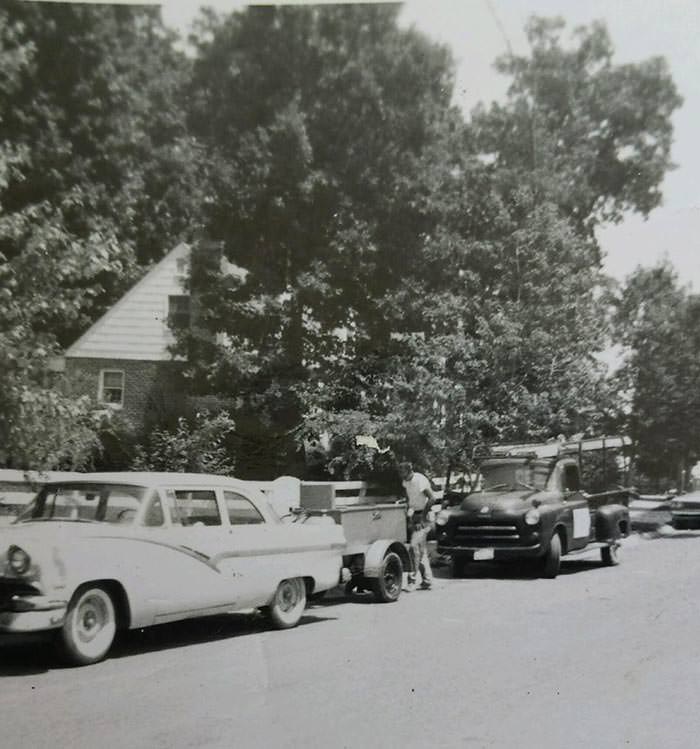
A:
[437, 542, 542, 559]
[0, 595, 67, 633]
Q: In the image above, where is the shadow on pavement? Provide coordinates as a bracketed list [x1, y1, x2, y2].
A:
[110, 611, 337, 660]
[0, 635, 53, 676]
[308, 591, 379, 607]
[439, 557, 606, 581]
[0, 611, 338, 675]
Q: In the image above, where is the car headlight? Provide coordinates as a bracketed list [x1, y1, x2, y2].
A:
[670, 501, 682, 510]
[8, 545, 31, 575]
[436, 510, 450, 526]
[524, 509, 541, 526]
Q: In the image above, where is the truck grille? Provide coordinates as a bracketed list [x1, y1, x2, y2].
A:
[452, 521, 521, 546]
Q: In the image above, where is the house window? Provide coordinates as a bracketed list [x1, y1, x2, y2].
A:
[99, 370, 124, 407]
[168, 295, 191, 330]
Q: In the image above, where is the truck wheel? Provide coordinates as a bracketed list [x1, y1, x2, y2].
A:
[541, 533, 562, 579]
[601, 544, 620, 566]
[57, 585, 117, 666]
[266, 578, 307, 629]
[371, 552, 403, 603]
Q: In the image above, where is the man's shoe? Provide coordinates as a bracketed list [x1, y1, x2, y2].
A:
[420, 582, 432, 590]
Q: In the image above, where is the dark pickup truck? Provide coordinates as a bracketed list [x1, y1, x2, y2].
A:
[435, 437, 633, 578]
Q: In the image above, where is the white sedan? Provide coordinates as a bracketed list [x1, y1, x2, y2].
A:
[0, 473, 345, 665]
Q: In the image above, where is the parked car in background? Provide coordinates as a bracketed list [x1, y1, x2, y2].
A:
[670, 487, 700, 529]
[0, 473, 345, 665]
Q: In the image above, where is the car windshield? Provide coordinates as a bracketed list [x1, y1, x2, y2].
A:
[17, 483, 151, 524]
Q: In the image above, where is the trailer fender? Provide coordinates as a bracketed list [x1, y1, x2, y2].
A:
[363, 540, 412, 578]
[595, 504, 630, 540]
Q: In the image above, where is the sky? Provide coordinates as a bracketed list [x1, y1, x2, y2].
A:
[159, 0, 700, 289]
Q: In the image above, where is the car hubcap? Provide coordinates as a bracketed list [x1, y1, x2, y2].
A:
[70, 590, 115, 658]
[278, 581, 299, 612]
[76, 595, 107, 642]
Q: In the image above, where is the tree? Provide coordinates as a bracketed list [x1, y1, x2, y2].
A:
[131, 411, 236, 474]
[179, 4, 459, 475]
[381, 16, 683, 474]
[471, 17, 682, 239]
[613, 263, 700, 488]
[0, 3, 200, 468]
[310, 16, 682, 475]
[176, 11, 681, 479]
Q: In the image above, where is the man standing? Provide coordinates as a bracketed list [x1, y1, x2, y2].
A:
[398, 461, 437, 590]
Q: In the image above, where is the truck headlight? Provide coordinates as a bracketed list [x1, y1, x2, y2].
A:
[524, 509, 541, 526]
[8, 545, 31, 575]
[436, 510, 450, 526]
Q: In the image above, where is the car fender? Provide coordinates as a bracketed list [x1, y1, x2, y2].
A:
[537, 508, 571, 554]
[45, 536, 180, 628]
[595, 504, 630, 540]
[362, 539, 411, 578]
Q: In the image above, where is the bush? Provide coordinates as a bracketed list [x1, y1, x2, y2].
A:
[131, 411, 236, 475]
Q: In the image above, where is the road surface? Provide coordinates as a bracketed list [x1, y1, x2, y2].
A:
[1, 530, 699, 748]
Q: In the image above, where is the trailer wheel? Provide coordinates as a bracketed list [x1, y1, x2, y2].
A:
[601, 543, 620, 566]
[540, 533, 562, 579]
[371, 552, 403, 603]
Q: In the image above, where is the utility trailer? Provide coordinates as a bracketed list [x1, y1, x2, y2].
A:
[298, 483, 413, 602]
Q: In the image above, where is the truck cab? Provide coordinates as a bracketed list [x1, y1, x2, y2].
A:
[436, 437, 632, 578]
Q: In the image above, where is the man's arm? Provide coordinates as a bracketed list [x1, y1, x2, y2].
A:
[421, 485, 437, 521]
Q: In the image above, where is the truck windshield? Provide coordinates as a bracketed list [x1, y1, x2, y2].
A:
[480, 463, 546, 492]
[17, 483, 151, 524]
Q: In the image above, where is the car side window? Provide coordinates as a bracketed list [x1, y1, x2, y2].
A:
[224, 491, 264, 526]
[168, 489, 222, 526]
[564, 465, 581, 493]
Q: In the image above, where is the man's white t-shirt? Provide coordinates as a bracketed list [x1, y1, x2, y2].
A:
[402, 472, 432, 513]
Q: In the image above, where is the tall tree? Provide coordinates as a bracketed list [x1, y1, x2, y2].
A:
[0, 3, 198, 468]
[471, 17, 682, 240]
[182, 4, 458, 475]
[177, 11, 682, 478]
[313, 17, 681, 476]
[613, 263, 700, 487]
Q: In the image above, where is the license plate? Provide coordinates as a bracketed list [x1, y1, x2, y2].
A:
[474, 548, 495, 561]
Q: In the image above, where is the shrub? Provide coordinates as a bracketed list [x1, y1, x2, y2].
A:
[131, 411, 236, 475]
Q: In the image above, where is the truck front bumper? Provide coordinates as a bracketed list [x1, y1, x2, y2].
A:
[0, 595, 67, 633]
[437, 543, 543, 560]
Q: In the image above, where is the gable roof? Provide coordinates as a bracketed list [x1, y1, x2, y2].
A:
[65, 243, 190, 362]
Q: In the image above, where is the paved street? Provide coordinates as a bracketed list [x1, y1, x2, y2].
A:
[2, 531, 699, 749]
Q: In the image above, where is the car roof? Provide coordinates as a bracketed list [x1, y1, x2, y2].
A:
[41, 472, 257, 491]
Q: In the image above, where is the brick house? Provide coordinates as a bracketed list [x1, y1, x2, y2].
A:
[64, 243, 192, 433]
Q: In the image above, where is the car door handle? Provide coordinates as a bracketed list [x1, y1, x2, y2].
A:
[372, 511, 382, 520]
